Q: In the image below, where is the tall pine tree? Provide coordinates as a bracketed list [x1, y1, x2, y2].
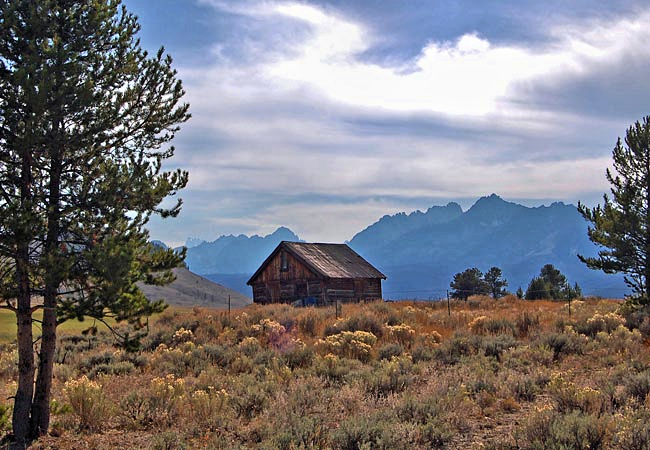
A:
[0, 1, 189, 443]
[579, 116, 650, 306]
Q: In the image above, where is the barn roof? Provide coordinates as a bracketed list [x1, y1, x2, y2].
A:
[247, 241, 386, 285]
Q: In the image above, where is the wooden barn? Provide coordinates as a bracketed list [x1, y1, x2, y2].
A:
[247, 241, 386, 305]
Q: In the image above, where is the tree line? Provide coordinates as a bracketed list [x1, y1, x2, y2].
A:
[449, 264, 581, 301]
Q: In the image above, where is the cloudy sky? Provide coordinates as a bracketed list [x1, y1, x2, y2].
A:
[123, 0, 650, 246]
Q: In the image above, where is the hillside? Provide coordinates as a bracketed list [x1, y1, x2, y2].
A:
[137, 267, 251, 308]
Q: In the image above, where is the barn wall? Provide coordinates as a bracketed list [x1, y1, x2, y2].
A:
[250, 248, 384, 304]
[254, 251, 318, 284]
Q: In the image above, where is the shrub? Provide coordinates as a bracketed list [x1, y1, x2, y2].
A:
[317, 331, 377, 363]
[378, 343, 404, 360]
[313, 353, 361, 383]
[386, 323, 416, 347]
[0, 403, 10, 432]
[297, 311, 320, 337]
[188, 387, 229, 431]
[547, 373, 603, 414]
[575, 312, 626, 337]
[324, 314, 385, 339]
[88, 360, 135, 378]
[411, 344, 437, 363]
[539, 331, 585, 361]
[517, 410, 610, 449]
[329, 414, 407, 450]
[283, 344, 315, 370]
[469, 316, 515, 336]
[77, 351, 116, 374]
[612, 407, 650, 449]
[363, 356, 415, 397]
[434, 332, 482, 365]
[0, 346, 17, 379]
[64, 375, 111, 432]
[515, 312, 540, 337]
[202, 343, 236, 368]
[272, 414, 328, 450]
[397, 393, 444, 424]
[149, 431, 188, 450]
[500, 396, 521, 413]
[483, 334, 517, 361]
[416, 420, 454, 448]
[118, 375, 196, 431]
[511, 376, 541, 402]
[624, 371, 650, 403]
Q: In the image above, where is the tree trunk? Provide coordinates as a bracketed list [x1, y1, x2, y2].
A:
[31, 116, 64, 438]
[12, 140, 36, 447]
[30, 301, 56, 438]
[12, 249, 34, 447]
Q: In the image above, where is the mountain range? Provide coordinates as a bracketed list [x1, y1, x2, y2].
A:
[181, 194, 627, 299]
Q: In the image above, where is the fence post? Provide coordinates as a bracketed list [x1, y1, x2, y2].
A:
[447, 290, 450, 316]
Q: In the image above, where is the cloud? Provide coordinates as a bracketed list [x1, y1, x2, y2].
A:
[148, 1, 650, 244]
[235, 2, 650, 118]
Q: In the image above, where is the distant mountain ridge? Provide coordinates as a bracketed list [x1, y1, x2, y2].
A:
[348, 194, 626, 298]
[180, 195, 627, 299]
[183, 227, 301, 295]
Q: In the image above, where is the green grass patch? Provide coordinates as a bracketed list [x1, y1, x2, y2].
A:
[0, 309, 118, 345]
[0, 309, 14, 343]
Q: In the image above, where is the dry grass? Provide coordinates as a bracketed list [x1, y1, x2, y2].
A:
[2, 296, 648, 449]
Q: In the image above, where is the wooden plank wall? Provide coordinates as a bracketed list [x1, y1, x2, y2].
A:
[254, 250, 318, 283]
[250, 249, 383, 304]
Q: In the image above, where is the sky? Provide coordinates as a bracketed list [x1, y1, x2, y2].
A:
[122, 0, 650, 247]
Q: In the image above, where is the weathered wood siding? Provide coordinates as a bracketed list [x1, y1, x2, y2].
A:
[250, 250, 321, 304]
[251, 275, 382, 305]
[250, 248, 384, 305]
[255, 251, 318, 284]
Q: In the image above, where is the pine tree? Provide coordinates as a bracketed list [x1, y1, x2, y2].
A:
[579, 116, 650, 306]
[450, 267, 488, 301]
[483, 266, 508, 299]
[0, 1, 189, 443]
[525, 264, 580, 300]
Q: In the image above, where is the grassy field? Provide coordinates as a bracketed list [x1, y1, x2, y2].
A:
[2, 296, 650, 449]
[0, 309, 119, 344]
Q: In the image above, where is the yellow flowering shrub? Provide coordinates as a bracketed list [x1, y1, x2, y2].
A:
[547, 372, 603, 414]
[172, 327, 194, 344]
[189, 387, 229, 430]
[386, 323, 416, 347]
[64, 375, 111, 431]
[317, 330, 377, 362]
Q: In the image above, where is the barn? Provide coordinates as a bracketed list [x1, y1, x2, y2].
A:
[247, 241, 386, 305]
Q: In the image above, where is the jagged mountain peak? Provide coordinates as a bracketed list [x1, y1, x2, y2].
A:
[348, 201, 463, 249]
[267, 226, 300, 241]
[184, 226, 301, 275]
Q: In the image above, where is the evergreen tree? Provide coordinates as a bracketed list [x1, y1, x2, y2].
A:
[540, 264, 567, 299]
[525, 277, 549, 300]
[578, 116, 650, 306]
[0, 1, 189, 443]
[525, 264, 581, 300]
[483, 266, 508, 299]
[450, 267, 488, 301]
